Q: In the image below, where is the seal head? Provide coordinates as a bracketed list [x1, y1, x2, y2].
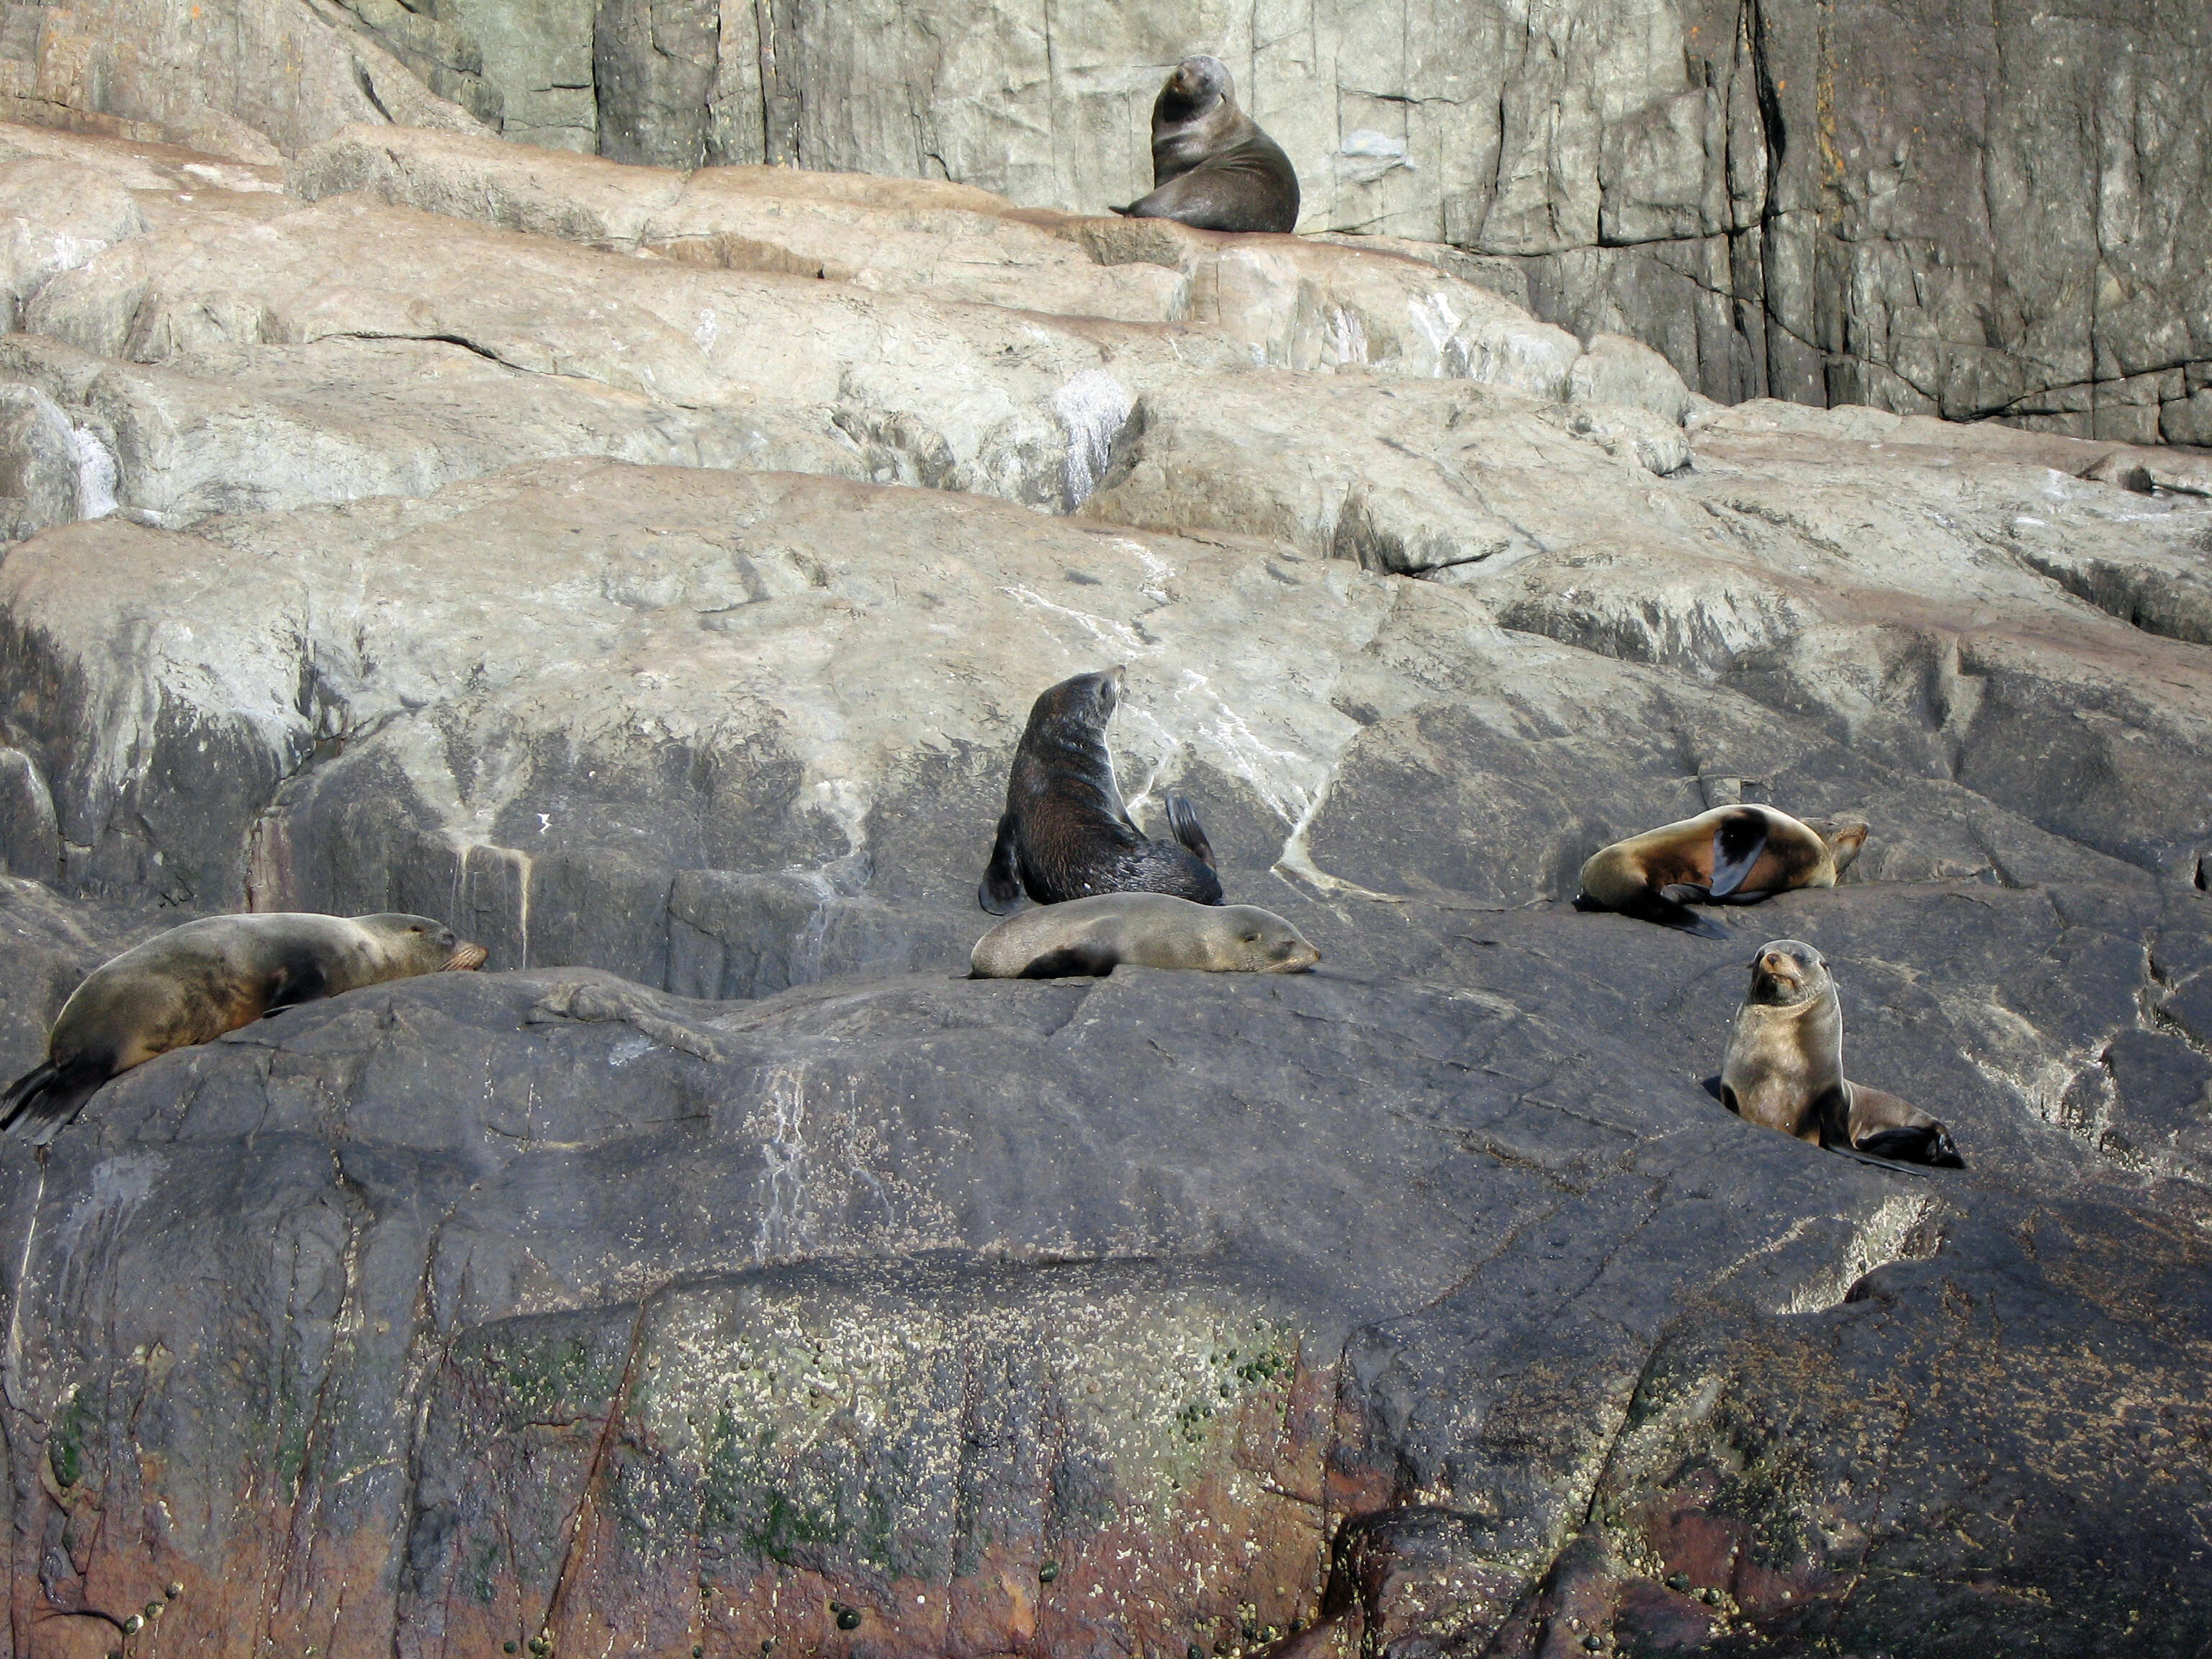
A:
[978, 667, 1224, 913]
[1744, 938, 1828, 1006]
[1112, 55, 1300, 233]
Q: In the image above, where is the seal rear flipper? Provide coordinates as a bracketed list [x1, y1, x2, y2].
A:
[1853, 1123, 1965, 1169]
[1615, 889, 1730, 940]
[979, 813, 1026, 914]
[1845, 1082, 1964, 1168]
[1707, 810, 1769, 899]
[0, 1058, 103, 1141]
[0, 1061, 57, 1133]
[1164, 794, 1216, 867]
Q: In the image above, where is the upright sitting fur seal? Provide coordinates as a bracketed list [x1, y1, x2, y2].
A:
[1720, 939, 1963, 1166]
[1577, 805, 1868, 938]
[971, 892, 1319, 979]
[1112, 55, 1300, 234]
[979, 665, 1225, 913]
[0, 912, 488, 1140]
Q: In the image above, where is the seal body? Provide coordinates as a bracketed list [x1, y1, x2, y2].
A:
[979, 666, 1224, 913]
[1577, 805, 1868, 938]
[1719, 939, 1962, 1166]
[971, 893, 1319, 978]
[1112, 55, 1300, 233]
[1, 912, 487, 1140]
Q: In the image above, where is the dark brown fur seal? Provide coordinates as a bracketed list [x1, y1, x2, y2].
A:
[1576, 805, 1868, 938]
[979, 666, 1224, 914]
[971, 893, 1318, 978]
[1112, 55, 1300, 234]
[1, 912, 487, 1140]
[1720, 939, 1963, 1167]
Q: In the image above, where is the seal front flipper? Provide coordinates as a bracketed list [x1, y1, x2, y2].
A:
[1164, 794, 1215, 867]
[1614, 888, 1730, 940]
[979, 812, 1025, 914]
[263, 957, 331, 1014]
[1017, 943, 1121, 979]
[1707, 809, 1769, 899]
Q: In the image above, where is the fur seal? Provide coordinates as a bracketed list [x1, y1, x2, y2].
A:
[1112, 55, 1300, 234]
[971, 892, 1319, 978]
[1719, 939, 1963, 1166]
[1576, 805, 1868, 938]
[979, 666, 1225, 914]
[1, 912, 487, 1139]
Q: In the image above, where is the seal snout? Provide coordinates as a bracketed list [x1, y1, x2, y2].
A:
[445, 942, 489, 971]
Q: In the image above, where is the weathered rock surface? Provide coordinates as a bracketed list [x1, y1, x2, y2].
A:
[0, 0, 2206, 440]
[0, 121, 2208, 1658]
[0, 0, 488, 158]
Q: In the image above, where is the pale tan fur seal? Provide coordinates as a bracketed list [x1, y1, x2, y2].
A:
[1577, 805, 1868, 938]
[1720, 939, 1963, 1167]
[971, 893, 1319, 979]
[1112, 55, 1300, 234]
[1, 912, 487, 1140]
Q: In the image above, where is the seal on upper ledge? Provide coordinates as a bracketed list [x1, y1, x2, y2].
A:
[971, 892, 1319, 979]
[978, 665, 1226, 914]
[1720, 938, 1963, 1167]
[1575, 805, 1869, 938]
[0, 912, 487, 1141]
[1112, 55, 1300, 234]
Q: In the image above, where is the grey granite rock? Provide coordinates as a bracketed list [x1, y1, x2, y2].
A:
[0, 120, 2207, 1658]
[0, 3, 2200, 439]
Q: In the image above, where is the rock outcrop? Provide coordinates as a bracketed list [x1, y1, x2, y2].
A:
[0, 121, 2208, 1658]
[0, 1, 2206, 439]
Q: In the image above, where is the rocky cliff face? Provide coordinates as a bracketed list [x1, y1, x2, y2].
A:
[0, 120, 2209, 1658]
[4, 0, 2212, 444]
[0, 0, 2206, 441]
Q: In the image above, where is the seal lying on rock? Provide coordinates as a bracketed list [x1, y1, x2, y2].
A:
[1576, 805, 1868, 938]
[971, 893, 1319, 978]
[1112, 55, 1300, 234]
[1720, 939, 1963, 1166]
[0, 912, 487, 1140]
[979, 665, 1225, 913]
